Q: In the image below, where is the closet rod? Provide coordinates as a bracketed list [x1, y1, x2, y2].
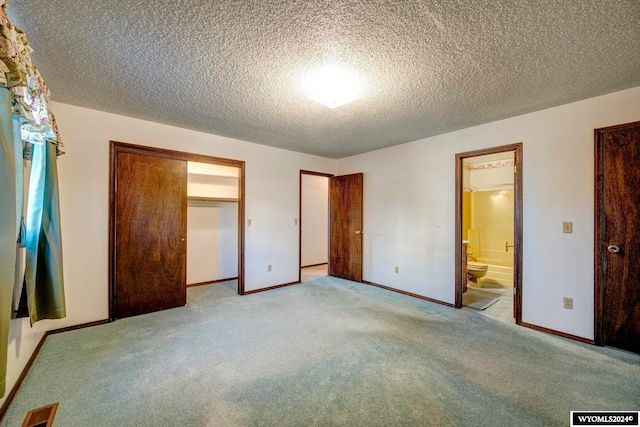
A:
[187, 196, 238, 203]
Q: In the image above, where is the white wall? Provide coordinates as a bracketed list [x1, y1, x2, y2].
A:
[337, 86, 640, 340]
[469, 165, 514, 190]
[301, 174, 329, 266]
[188, 176, 239, 199]
[0, 319, 47, 409]
[187, 166, 239, 200]
[187, 203, 238, 284]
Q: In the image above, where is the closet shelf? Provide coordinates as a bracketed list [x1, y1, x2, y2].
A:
[187, 196, 238, 203]
[188, 172, 239, 179]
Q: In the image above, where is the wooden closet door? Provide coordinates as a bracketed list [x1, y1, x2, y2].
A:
[114, 151, 187, 319]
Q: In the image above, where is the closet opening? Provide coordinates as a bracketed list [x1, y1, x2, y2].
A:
[186, 162, 240, 304]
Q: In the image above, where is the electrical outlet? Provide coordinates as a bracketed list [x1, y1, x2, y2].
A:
[267, 264, 272, 272]
[395, 266, 399, 274]
[563, 297, 573, 309]
[563, 222, 573, 233]
[247, 219, 252, 227]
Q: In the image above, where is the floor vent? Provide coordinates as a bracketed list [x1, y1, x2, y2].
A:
[22, 403, 58, 427]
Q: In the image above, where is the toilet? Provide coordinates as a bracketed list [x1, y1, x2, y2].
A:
[467, 261, 488, 287]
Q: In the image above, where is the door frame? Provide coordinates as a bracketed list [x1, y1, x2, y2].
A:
[594, 121, 640, 346]
[454, 143, 523, 324]
[109, 141, 246, 320]
[298, 170, 333, 283]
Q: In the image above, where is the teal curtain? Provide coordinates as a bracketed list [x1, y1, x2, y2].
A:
[1, 0, 66, 398]
[24, 140, 66, 324]
[0, 86, 20, 398]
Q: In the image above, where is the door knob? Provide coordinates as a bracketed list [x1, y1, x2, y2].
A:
[355, 230, 362, 235]
[607, 245, 620, 253]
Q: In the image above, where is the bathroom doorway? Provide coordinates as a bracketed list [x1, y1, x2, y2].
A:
[455, 143, 523, 324]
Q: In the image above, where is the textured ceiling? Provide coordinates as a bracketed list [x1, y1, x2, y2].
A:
[7, 1, 640, 159]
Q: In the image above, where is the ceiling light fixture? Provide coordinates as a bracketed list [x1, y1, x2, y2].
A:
[301, 65, 362, 109]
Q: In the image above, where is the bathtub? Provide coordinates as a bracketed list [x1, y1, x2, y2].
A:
[476, 257, 514, 286]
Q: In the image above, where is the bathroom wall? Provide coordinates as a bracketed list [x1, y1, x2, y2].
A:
[462, 167, 470, 189]
[465, 157, 514, 266]
[470, 189, 514, 267]
[469, 163, 514, 190]
[462, 192, 471, 241]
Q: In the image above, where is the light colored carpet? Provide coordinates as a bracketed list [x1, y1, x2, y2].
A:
[1, 277, 638, 426]
[187, 281, 236, 305]
[463, 287, 501, 310]
[301, 264, 328, 282]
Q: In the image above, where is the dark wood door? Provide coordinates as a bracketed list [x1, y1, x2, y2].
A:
[114, 152, 187, 318]
[329, 173, 363, 282]
[596, 121, 640, 353]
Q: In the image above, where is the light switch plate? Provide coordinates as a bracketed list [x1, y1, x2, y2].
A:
[247, 219, 252, 227]
[563, 297, 573, 309]
[563, 222, 572, 233]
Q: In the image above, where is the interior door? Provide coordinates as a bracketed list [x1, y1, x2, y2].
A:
[329, 173, 363, 282]
[114, 151, 187, 319]
[596, 121, 640, 353]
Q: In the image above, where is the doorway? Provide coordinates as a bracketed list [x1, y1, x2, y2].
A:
[455, 143, 523, 324]
[109, 142, 245, 320]
[595, 121, 640, 353]
[298, 171, 364, 284]
[299, 170, 332, 283]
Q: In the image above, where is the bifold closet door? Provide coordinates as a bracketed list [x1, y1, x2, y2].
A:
[114, 151, 187, 319]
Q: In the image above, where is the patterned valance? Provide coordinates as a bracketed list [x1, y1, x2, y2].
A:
[0, 0, 64, 156]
